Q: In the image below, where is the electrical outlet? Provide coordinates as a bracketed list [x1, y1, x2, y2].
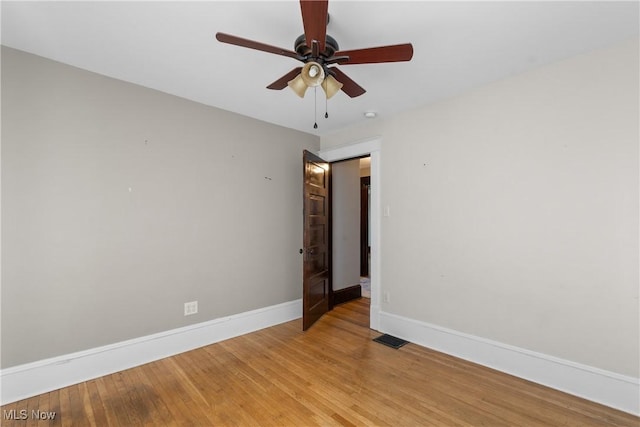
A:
[383, 292, 390, 303]
[184, 301, 198, 316]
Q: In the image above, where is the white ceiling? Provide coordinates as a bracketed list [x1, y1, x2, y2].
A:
[2, 1, 638, 136]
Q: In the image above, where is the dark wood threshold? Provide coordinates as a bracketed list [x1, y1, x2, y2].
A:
[333, 284, 362, 306]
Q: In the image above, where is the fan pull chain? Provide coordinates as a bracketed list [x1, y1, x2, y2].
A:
[313, 87, 318, 129]
[325, 92, 329, 119]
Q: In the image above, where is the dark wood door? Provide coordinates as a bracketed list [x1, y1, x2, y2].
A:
[360, 176, 370, 276]
[302, 150, 331, 330]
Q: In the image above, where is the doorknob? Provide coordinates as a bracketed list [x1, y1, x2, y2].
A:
[299, 248, 304, 254]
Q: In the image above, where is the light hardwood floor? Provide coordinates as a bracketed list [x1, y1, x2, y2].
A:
[2, 298, 638, 426]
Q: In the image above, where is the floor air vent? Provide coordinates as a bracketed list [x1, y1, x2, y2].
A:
[373, 334, 409, 349]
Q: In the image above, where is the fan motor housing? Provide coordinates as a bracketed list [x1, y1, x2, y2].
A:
[294, 34, 339, 59]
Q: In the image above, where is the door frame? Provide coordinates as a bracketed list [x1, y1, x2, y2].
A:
[318, 137, 382, 331]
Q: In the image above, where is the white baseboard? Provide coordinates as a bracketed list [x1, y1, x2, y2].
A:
[4, 302, 637, 416]
[379, 310, 640, 416]
[0, 299, 302, 405]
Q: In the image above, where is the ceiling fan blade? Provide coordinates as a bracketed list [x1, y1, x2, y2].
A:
[267, 67, 303, 90]
[216, 32, 301, 61]
[335, 43, 414, 65]
[330, 68, 366, 98]
[300, 0, 328, 53]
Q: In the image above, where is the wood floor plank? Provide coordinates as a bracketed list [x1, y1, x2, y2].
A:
[35, 391, 51, 427]
[138, 360, 195, 426]
[58, 385, 73, 427]
[49, 389, 62, 427]
[101, 371, 131, 426]
[85, 379, 109, 427]
[117, 367, 155, 427]
[2, 298, 638, 426]
[93, 377, 121, 427]
[221, 335, 356, 426]
[24, 395, 40, 427]
[147, 357, 213, 426]
[275, 329, 459, 424]
[204, 342, 302, 425]
[68, 381, 87, 425]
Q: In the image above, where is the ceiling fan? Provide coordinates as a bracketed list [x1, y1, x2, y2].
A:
[215, 0, 414, 100]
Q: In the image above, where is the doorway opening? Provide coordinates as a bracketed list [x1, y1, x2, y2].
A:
[318, 137, 381, 331]
[330, 156, 371, 310]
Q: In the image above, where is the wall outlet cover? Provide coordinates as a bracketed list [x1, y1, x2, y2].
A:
[184, 301, 198, 316]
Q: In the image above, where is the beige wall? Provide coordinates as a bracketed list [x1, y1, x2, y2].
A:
[1, 47, 319, 368]
[332, 159, 361, 291]
[322, 38, 639, 377]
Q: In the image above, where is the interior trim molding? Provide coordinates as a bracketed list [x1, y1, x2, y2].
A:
[379, 310, 640, 416]
[0, 299, 302, 405]
[318, 137, 381, 161]
[333, 285, 362, 306]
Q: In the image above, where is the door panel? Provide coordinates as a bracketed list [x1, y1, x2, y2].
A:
[303, 150, 331, 330]
[360, 176, 371, 276]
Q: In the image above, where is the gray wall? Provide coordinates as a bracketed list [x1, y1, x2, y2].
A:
[331, 159, 361, 291]
[321, 38, 639, 377]
[1, 47, 319, 368]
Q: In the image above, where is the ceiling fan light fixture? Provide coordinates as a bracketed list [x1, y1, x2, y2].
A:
[300, 61, 325, 87]
[287, 74, 308, 98]
[321, 74, 343, 99]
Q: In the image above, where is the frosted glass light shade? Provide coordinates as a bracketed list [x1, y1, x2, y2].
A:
[287, 74, 308, 98]
[301, 61, 325, 87]
[321, 75, 343, 99]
